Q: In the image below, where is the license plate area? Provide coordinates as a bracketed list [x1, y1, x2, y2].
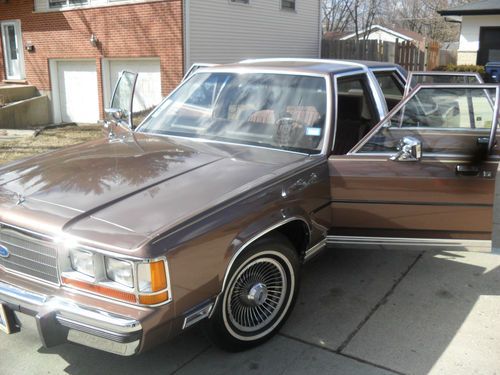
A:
[0, 303, 15, 334]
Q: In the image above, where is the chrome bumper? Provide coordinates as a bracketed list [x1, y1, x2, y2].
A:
[0, 281, 143, 356]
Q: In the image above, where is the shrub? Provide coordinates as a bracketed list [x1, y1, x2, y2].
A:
[432, 64, 485, 74]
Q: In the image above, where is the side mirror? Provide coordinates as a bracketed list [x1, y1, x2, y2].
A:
[390, 136, 422, 162]
[105, 108, 128, 122]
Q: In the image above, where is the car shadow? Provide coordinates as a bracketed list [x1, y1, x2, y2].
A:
[36, 247, 500, 375]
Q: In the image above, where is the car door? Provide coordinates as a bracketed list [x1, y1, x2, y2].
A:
[328, 84, 500, 250]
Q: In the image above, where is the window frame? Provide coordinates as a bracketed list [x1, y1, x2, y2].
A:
[281, 0, 296, 11]
[35, 0, 163, 12]
[350, 83, 500, 158]
[229, 0, 250, 5]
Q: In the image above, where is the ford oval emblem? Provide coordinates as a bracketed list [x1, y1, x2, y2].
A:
[0, 244, 9, 258]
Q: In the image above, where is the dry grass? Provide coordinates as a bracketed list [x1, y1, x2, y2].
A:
[0, 125, 103, 164]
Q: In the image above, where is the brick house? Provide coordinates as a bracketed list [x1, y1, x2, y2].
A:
[0, 0, 321, 124]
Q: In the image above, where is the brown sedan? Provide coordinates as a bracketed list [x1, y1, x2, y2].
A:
[0, 59, 499, 356]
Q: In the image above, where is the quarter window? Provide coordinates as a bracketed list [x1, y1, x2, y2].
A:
[281, 0, 296, 10]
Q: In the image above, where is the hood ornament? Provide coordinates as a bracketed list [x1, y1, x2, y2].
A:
[15, 193, 25, 206]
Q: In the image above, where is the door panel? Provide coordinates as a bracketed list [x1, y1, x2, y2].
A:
[329, 155, 496, 239]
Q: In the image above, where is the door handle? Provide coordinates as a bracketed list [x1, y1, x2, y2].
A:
[456, 165, 480, 176]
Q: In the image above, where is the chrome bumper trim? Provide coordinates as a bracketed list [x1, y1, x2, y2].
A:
[0, 280, 143, 356]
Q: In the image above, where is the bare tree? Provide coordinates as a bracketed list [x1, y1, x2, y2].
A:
[322, 0, 353, 32]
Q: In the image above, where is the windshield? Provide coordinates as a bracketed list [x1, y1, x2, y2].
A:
[137, 72, 328, 154]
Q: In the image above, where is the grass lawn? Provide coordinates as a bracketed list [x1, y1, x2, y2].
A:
[0, 125, 104, 165]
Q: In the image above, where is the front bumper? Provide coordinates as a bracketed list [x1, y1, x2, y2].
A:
[0, 280, 143, 356]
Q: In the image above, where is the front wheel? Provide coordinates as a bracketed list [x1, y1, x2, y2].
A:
[204, 234, 300, 351]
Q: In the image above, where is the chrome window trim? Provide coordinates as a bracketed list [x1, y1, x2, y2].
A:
[350, 83, 500, 154]
[135, 69, 334, 156]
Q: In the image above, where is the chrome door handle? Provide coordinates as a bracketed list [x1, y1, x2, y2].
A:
[456, 165, 480, 176]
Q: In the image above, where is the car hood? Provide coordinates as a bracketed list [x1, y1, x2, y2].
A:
[0, 133, 308, 252]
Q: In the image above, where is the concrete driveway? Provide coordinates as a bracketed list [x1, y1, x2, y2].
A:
[2, 247, 500, 375]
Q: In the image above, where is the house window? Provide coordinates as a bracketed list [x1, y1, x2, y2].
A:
[230, 0, 249, 4]
[49, 0, 88, 8]
[281, 0, 295, 10]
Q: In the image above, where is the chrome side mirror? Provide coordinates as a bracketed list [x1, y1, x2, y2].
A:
[390, 136, 422, 162]
[105, 108, 128, 122]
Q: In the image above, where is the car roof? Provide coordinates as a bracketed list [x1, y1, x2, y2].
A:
[200, 58, 404, 76]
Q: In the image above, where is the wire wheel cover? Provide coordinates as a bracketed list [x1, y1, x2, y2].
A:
[227, 257, 287, 333]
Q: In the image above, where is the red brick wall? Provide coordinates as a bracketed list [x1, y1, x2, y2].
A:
[0, 0, 184, 118]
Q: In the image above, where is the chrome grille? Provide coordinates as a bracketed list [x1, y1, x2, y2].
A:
[0, 227, 59, 284]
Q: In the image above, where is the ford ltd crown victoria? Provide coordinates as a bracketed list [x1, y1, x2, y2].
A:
[0, 59, 499, 356]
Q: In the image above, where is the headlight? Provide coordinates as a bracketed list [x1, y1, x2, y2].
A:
[105, 257, 134, 288]
[70, 249, 95, 277]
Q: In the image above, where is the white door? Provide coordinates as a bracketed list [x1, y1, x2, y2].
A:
[104, 59, 162, 112]
[57, 60, 99, 123]
[1, 20, 25, 80]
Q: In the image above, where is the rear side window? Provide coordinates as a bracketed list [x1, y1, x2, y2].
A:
[374, 71, 404, 111]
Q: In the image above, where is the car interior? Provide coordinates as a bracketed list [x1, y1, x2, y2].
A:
[333, 75, 379, 155]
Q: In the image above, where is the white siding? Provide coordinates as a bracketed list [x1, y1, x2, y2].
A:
[186, 0, 321, 68]
[459, 15, 500, 52]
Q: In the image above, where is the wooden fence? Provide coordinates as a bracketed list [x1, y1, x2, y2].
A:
[321, 38, 449, 71]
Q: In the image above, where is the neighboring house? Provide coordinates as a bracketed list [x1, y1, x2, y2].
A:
[439, 0, 500, 65]
[0, 0, 321, 124]
[325, 25, 426, 51]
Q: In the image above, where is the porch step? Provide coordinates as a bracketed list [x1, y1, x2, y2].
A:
[0, 85, 39, 106]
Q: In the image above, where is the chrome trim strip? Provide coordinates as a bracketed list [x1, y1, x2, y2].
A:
[326, 235, 491, 251]
[0, 280, 47, 306]
[182, 302, 214, 330]
[304, 239, 327, 261]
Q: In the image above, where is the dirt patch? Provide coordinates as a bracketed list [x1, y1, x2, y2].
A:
[0, 125, 103, 164]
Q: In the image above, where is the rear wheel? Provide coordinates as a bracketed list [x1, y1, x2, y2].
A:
[204, 234, 300, 351]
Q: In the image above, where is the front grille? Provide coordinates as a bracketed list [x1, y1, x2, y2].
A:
[0, 227, 59, 284]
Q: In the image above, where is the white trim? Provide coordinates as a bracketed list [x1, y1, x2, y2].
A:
[184, 0, 190, 72]
[339, 24, 414, 42]
[34, 0, 166, 13]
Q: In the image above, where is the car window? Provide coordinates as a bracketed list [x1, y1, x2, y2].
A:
[333, 74, 379, 155]
[374, 72, 404, 111]
[356, 86, 497, 156]
[138, 72, 328, 154]
[410, 74, 482, 87]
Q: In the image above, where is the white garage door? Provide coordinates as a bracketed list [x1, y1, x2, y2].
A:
[57, 60, 99, 123]
[105, 59, 162, 113]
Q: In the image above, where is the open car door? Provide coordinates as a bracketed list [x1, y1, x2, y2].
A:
[104, 71, 138, 136]
[328, 84, 500, 251]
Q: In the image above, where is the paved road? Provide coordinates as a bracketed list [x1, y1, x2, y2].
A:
[2, 247, 500, 375]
